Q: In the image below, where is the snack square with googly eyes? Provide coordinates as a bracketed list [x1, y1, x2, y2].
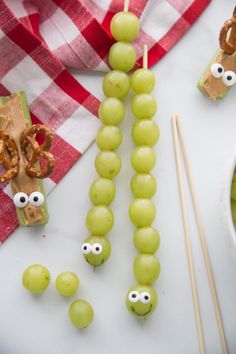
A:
[210, 63, 236, 86]
[13, 191, 45, 208]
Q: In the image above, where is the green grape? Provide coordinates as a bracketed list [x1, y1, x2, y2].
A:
[95, 151, 121, 178]
[131, 173, 156, 198]
[22, 264, 50, 293]
[89, 178, 115, 206]
[56, 272, 79, 297]
[231, 199, 236, 222]
[132, 94, 157, 119]
[126, 284, 157, 317]
[110, 11, 140, 42]
[132, 120, 160, 146]
[96, 126, 122, 151]
[129, 199, 156, 227]
[131, 146, 156, 173]
[98, 98, 125, 126]
[69, 299, 94, 329]
[82, 236, 111, 267]
[133, 254, 160, 285]
[108, 42, 136, 73]
[86, 206, 114, 235]
[133, 227, 160, 254]
[103, 70, 130, 99]
[231, 177, 236, 201]
[131, 68, 155, 94]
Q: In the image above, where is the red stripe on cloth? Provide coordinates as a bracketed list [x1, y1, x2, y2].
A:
[81, 19, 114, 59]
[54, 69, 90, 105]
[183, 0, 211, 24]
[49, 134, 81, 184]
[0, 191, 18, 243]
[53, 0, 113, 60]
[6, 23, 39, 55]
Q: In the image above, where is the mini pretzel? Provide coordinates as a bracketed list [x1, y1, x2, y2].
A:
[0, 130, 19, 183]
[219, 17, 236, 54]
[20, 125, 55, 179]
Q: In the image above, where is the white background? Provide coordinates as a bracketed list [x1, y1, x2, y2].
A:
[0, 1, 236, 353]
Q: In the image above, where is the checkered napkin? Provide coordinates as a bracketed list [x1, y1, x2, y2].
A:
[0, 0, 210, 243]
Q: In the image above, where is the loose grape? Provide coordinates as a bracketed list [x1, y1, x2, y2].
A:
[231, 177, 236, 201]
[69, 299, 94, 329]
[56, 272, 79, 297]
[133, 254, 161, 285]
[129, 199, 156, 227]
[131, 173, 157, 198]
[22, 264, 50, 293]
[131, 68, 155, 94]
[86, 206, 114, 235]
[96, 126, 122, 151]
[95, 151, 121, 178]
[231, 199, 236, 221]
[133, 227, 160, 254]
[132, 120, 160, 146]
[108, 42, 136, 72]
[98, 98, 125, 126]
[82, 236, 111, 267]
[110, 12, 140, 42]
[131, 146, 156, 173]
[103, 70, 130, 99]
[126, 284, 157, 317]
[132, 94, 157, 119]
[89, 178, 115, 206]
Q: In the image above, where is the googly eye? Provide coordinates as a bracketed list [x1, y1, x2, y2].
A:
[128, 291, 140, 303]
[13, 192, 29, 208]
[81, 243, 91, 255]
[222, 71, 236, 86]
[210, 63, 224, 78]
[28, 192, 44, 207]
[140, 292, 151, 304]
[91, 243, 103, 255]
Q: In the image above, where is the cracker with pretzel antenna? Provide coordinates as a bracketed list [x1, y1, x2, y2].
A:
[0, 91, 55, 226]
[198, 7, 236, 100]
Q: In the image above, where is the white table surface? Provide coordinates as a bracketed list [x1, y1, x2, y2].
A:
[1, 1, 236, 353]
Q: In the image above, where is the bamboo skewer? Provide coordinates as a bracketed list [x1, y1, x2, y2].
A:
[175, 116, 229, 354]
[143, 44, 148, 69]
[171, 116, 206, 354]
[123, 0, 129, 12]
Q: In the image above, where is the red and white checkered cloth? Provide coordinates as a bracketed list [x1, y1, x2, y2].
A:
[0, 0, 211, 243]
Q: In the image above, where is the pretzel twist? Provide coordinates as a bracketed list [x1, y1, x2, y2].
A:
[219, 18, 236, 54]
[0, 131, 19, 183]
[20, 125, 55, 179]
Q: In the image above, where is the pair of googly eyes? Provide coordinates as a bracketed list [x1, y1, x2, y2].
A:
[13, 192, 45, 208]
[82, 243, 103, 255]
[128, 291, 151, 304]
[210, 63, 236, 86]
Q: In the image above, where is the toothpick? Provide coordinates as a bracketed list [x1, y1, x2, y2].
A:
[143, 45, 148, 69]
[93, 266, 96, 273]
[171, 116, 206, 354]
[175, 116, 229, 354]
[123, 0, 129, 12]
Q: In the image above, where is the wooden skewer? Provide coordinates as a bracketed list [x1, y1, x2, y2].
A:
[175, 116, 229, 354]
[123, 0, 129, 12]
[143, 45, 148, 69]
[171, 116, 206, 354]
